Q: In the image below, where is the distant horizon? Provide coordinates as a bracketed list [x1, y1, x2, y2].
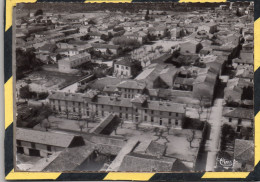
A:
[16, 1, 251, 13]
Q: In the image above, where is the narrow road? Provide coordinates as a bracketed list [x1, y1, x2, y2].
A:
[205, 99, 224, 171]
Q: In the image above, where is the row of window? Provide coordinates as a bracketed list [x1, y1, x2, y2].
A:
[116, 64, 129, 70]
[17, 140, 52, 152]
[52, 102, 180, 118]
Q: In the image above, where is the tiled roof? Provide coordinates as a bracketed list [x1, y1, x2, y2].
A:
[117, 80, 146, 90]
[234, 139, 254, 164]
[44, 145, 94, 172]
[223, 108, 254, 120]
[115, 58, 136, 67]
[16, 128, 82, 148]
[145, 141, 166, 157]
[118, 152, 177, 172]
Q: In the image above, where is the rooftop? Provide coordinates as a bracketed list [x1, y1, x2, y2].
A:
[223, 108, 254, 120]
[16, 128, 83, 148]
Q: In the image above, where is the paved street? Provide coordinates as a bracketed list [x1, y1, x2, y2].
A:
[205, 99, 224, 171]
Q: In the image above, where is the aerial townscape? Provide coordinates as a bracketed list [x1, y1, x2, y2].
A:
[15, 2, 254, 172]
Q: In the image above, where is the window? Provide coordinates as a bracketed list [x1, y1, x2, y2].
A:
[238, 118, 242, 124]
[31, 143, 36, 149]
[86, 103, 88, 107]
[144, 116, 147, 121]
[126, 108, 128, 111]
[175, 121, 178, 125]
[229, 118, 232, 123]
[126, 67, 129, 70]
[17, 140, 21, 146]
[120, 107, 122, 110]
[176, 113, 179, 117]
[145, 110, 147, 113]
[110, 106, 113, 110]
[73, 107, 75, 112]
[102, 111, 104, 116]
[151, 110, 154, 114]
[116, 65, 119, 68]
[47, 145, 51, 152]
[101, 105, 104, 109]
[87, 111, 89, 116]
[59, 106, 61, 112]
[126, 114, 128, 119]
[160, 111, 162, 115]
[169, 112, 171, 116]
[168, 119, 171, 124]
[119, 113, 122, 118]
[159, 118, 162, 125]
[136, 108, 138, 112]
[151, 117, 154, 122]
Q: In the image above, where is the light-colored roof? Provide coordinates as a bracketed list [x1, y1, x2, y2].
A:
[16, 128, 81, 148]
[117, 80, 146, 90]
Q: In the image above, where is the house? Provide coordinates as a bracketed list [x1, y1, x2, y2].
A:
[38, 44, 57, 54]
[197, 23, 217, 34]
[135, 64, 168, 89]
[16, 128, 85, 157]
[223, 108, 254, 133]
[235, 68, 253, 82]
[48, 91, 186, 128]
[118, 152, 188, 172]
[88, 32, 102, 39]
[58, 52, 91, 72]
[148, 26, 167, 38]
[124, 31, 147, 44]
[192, 69, 218, 101]
[113, 58, 141, 78]
[116, 80, 146, 98]
[91, 43, 122, 55]
[233, 139, 254, 171]
[179, 40, 202, 54]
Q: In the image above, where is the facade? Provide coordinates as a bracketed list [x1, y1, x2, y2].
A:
[113, 58, 139, 78]
[179, 40, 202, 54]
[58, 52, 91, 72]
[223, 108, 254, 133]
[16, 128, 85, 157]
[48, 91, 186, 128]
[91, 43, 122, 55]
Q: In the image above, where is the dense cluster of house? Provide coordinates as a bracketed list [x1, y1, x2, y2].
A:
[16, 2, 254, 172]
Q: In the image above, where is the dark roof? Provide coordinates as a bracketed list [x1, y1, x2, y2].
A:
[91, 43, 120, 50]
[145, 141, 166, 157]
[115, 58, 136, 67]
[234, 139, 254, 164]
[118, 152, 177, 172]
[16, 128, 83, 148]
[174, 77, 195, 86]
[223, 108, 254, 120]
[39, 44, 57, 52]
[44, 145, 94, 172]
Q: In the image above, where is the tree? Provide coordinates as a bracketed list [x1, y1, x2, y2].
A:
[186, 130, 195, 148]
[41, 119, 51, 131]
[153, 127, 160, 135]
[34, 9, 43, 17]
[165, 123, 171, 135]
[65, 107, 69, 119]
[78, 120, 86, 133]
[197, 96, 205, 121]
[89, 111, 99, 123]
[19, 85, 31, 101]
